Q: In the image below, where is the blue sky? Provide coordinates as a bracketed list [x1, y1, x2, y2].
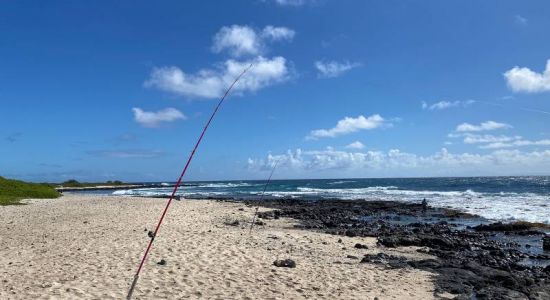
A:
[1, 0, 550, 182]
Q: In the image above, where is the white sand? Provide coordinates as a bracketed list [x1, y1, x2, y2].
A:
[0, 195, 439, 299]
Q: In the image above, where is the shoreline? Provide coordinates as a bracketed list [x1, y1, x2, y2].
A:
[247, 198, 550, 299]
[68, 176, 550, 226]
[1, 194, 439, 299]
[2, 194, 548, 299]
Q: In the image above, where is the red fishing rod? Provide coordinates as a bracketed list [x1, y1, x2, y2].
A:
[127, 64, 253, 300]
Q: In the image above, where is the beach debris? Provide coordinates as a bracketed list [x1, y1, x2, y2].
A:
[354, 243, 369, 249]
[273, 259, 296, 268]
[157, 259, 166, 266]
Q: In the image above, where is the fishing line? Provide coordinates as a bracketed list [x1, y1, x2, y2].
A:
[249, 160, 279, 235]
[126, 64, 253, 300]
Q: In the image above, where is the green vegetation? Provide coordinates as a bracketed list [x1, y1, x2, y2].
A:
[0, 176, 60, 205]
[59, 179, 125, 187]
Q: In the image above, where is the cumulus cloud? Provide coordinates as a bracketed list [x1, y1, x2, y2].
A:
[145, 56, 290, 99]
[504, 59, 550, 93]
[480, 139, 550, 149]
[345, 141, 365, 149]
[212, 25, 294, 57]
[132, 107, 186, 128]
[455, 121, 512, 132]
[261, 26, 295, 41]
[449, 131, 550, 150]
[462, 134, 521, 144]
[448, 133, 521, 144]
[307, 115, 389, 139]
[271, 0, 310, 6]
[247, 148, 550, 175]
[212, 25, 261, 57]
[421, 100, 474, 111]
[314, 60, 361, 78]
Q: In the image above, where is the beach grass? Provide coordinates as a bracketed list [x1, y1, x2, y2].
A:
[0, 176, 60, 205]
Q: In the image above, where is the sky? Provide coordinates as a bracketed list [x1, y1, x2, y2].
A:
[1, 0, 550, 182]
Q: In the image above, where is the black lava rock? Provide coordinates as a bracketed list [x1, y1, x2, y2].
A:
[238, 198, 550, 299]
[543, 236, 550, 251]
[273, 259, 296, 268]
[354, 243, 369, 249]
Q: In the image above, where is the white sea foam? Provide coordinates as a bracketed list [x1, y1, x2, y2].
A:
[198, 182, 257, 188]
[292, 186, 549, 224]
[111, 184, 550, 224]
[327, 180, 357, 185]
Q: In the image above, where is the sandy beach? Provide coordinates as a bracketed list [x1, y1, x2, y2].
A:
[0, 195, 438, 299]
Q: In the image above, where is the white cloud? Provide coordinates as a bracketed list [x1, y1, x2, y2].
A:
[455, 121, 512, 132]
[212, 25, 295, 57]
[145, 56, 290, 99]
[345, 141, 365, 149]
[212, 25, 261, 57]
[314, 60, 361, 78]
[261, 26, 295, 41]
[146, 24, 293, 99]
[421, 100, 475, 111]
[247, 148, 550, 176]
[271, 0, 310, 6]
[460, 133, 521, 144]
[307, 114, 389, 139]
[448, 132, 550, 150]
[504, 59, 550, 93]
[132, 107, 186, 128]
[480, 139, 550, 149]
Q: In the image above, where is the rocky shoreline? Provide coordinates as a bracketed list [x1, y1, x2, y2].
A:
[244, 199, 550, 300]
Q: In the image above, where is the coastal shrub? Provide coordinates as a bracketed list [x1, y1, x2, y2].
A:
[61, 179, 83, 187]
[61, 179, 125, 187]
[106, 180, 124, 185]
[0, 176, 60, 205]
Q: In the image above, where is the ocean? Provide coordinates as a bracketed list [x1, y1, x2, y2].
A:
[81, 176, 550, 224]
